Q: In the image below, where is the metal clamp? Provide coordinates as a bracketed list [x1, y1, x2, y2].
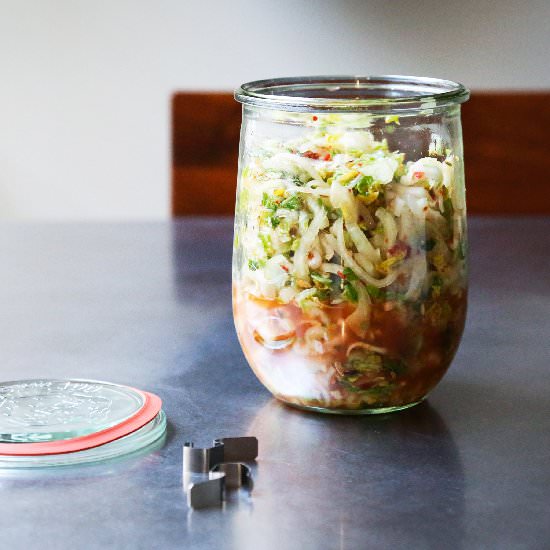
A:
[183, 440, 224, 473]
[213, 437, 258, 463]
[183, 436, 258, 509]
[211, 462, 253, 490]
[187, 472, 225, 510]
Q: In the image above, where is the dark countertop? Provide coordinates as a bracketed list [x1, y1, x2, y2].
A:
[0, 217, 548, 549]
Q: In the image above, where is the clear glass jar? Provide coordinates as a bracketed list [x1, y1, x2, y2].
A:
[233, 76, 470, 414]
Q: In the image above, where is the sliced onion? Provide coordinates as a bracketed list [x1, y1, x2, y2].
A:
[345, 282, 371, 338]
[293, 198, 329, 279]
[375, 207, 398, 249]
[332, 218, 399, 288]
[252, 315, 296, 350]
[320, 234, 336, 261]
[347, 341, 388, 356]
[404, 254, 427, 301]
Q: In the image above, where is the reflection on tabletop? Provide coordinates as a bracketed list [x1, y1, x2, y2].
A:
[186, 398, 465, 550]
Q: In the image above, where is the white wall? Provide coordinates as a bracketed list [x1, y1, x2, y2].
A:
[0, 0, 549, 220]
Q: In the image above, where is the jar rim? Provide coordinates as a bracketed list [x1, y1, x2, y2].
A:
[235, 75, 470, 113]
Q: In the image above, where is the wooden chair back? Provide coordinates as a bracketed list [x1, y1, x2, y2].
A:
[172, 92, 550, 215]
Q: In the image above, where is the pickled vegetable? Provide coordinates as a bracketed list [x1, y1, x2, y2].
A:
[233, 116, 467, 412]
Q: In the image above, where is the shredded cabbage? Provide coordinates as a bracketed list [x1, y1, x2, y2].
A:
[237, 123, 464, 328]
[234, 118, 468, 410]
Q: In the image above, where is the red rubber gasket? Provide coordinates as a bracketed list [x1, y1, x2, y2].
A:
[0, 389, 162, 456]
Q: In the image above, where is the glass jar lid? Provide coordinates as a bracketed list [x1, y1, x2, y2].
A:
[0, 379, 147, 443]
[235, 75, 470, 113]
[0, 379, 166, 467]
[0, 411, 166, 468]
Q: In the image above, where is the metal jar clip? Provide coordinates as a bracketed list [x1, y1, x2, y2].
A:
[183, 436, 258, 509]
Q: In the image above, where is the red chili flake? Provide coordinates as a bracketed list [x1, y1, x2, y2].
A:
[281, 265, 289, 272]
[413, 171, 425, 179]
[388, 241, 411, 258]
[312, 115, 318, 121]
[303, 150, 320, 160]
[337, 271, 345, 279]
[323, 153, 331, 161]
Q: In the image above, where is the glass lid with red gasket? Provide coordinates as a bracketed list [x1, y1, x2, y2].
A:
[0, 379, 166, 467]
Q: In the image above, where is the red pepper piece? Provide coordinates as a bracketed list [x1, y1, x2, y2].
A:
[303, 150, 320, 160]
[388, 241, 411, 258]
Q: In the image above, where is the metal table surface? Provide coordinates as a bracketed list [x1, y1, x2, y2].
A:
[0, 217, 548, 550]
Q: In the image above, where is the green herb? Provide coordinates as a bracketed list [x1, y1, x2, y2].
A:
[343, 267, 358, 281]
[269, 215, 280, 228]
[311, 272, 332, 287]
[315, 289, 331, 301]
[317, 198, 329, 211]
[345, 350, 383, 373]
[443, 198, 454, 220]
[328, 207, 343, 220]
[337, 349, 396, 398]
[339, 379, 394, 397]
[343, 281, 358, 303]
[366, 285, 383, 299]
[355, 175, 374, 195]
[259, 234, 272, 256]
[362, 384, 394, 398]
[261, 192, 278, 211]
[279, 194, 301, 210]
[248, 259, 264, 271]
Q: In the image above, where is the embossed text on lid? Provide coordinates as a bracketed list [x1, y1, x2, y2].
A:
[0, 379, 145, 443]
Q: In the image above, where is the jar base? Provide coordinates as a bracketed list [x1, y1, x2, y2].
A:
[281, 397, 426, 416]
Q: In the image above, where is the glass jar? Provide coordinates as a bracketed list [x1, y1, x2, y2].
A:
[233, 76, 470, 414]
